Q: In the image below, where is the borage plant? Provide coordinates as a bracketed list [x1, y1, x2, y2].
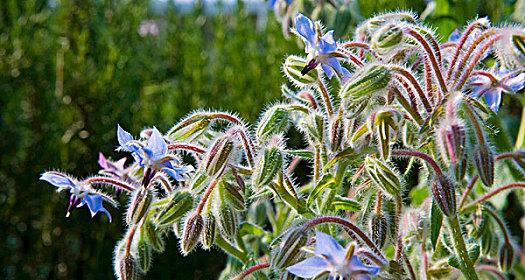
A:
[42, 11, 525, 280]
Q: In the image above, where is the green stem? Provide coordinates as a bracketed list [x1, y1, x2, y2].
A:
[447, 215, 478, 280]
[215, 234, 248, 263]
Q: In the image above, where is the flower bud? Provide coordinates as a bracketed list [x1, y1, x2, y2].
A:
[365, 156, 402, 198]
[370, 212, 388, 249]
[282, 55, 318, 87]
[431, 175, 456, 217]
[270, 227, 307, 269]
[498, 243, 514, 272]
[180, 212, 203, 255]
[141, 220, 164, 252]
[136, 238, 152, 273]
[329, 108, 345, 152]
[339, 64, 391, 102]
[200, 214, 216, 250]
[300, 111, 325, 145]
[117, 255, 139, 280]
[215, 202, 238, 238]
[218, 180, 245, 211]
[473, 146, 494, 187]
[371, 23, 403, 51]
[126, 188, 153, 225]
[436, 122, 467, 181]
[167, 118, 210, 141]
[481, 230, 497, 255]
[256, 105, 290, 141]
[203, 135, 234, 177]
[252, 137, 284, 188]
[155, 190, 194, 227]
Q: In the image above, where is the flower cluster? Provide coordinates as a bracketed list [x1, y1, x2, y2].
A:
[41, 11, 525, 280]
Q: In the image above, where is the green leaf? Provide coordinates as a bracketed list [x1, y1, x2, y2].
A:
[323, 147, 356, 172]
[331, 196, 360, 212]
[307, 174, 335, 205]
[284, 149, 313, 159]
[239, 222, 266, 236]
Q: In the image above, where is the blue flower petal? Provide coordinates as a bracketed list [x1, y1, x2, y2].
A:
[295, 13, 316, 46]
[507, 73, 525, 92]
[321, 64, 335, 79]
[349, 256, 380, 275]
[324, 57, 349, 79]
[484, 89, 503, 112]
[117, 124, 134, 151]
[286, 256, 329, 278]
[83, 194, 112, 222]
[448, 29, 461, 42]
[40, 172, 76, 189]
[162, 167, 184, 181]
[147, 128, 168, 161]
[314, 231, 345, 261]
[268, 0, 277, 8]
[318, 31, 337, 54]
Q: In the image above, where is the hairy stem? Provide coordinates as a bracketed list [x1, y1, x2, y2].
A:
[447, 215, 479, 280]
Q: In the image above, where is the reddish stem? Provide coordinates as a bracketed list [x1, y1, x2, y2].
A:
[446, 22, 486, 79]
[462, 182, 525, 211]
[196, 179, 219, 214]
[83, 176, 135, 192]
[391, 149, 442, 174]
[232, 263, 270, 280]
[168, 143, 205, 154]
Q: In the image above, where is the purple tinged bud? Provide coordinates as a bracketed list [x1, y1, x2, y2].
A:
[270, 226, 307, 269]
[498, 243, 514, 271]
[370, 213, 388, 249]
[329, 108, 345, 152]
[215, 202, 238, 238]
[136, 238, 152, 273]
[431, 175, 456, 217]
[180, 212, 203, 255]
[203, 135, 234, 177]
[473, 146, 494, 187]
[126, 188, 153, 225]
[437, 121, 467, 181]
[117, 255, 139, 280]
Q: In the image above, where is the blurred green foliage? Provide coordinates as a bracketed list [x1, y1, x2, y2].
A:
[0, 0, 523, 279]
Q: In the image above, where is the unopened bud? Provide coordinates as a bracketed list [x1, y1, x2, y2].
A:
[481, 230, 497, 255]
[180, 212, 203, 255]
[371, 23, 403, 51]
[126, 188, 153, 225]
[365, 156, 402, 198]
[473, 146, 494, 187]
[203, 135, 234, 177]
[256, 106, 290, 141]
[218, 180, 245, 211]
[141, 220, 164, 252]
[283, 55, 318, 87]
[117, 255, 139, 280]
[498, 243, 514, 271]
[431, 175, 456, 217]
[270, 227, 307, 269]
[437, 122, 467, 181]
[252, 137, 284, 188]
[329, 109, 345, 152]
[155, 190, 194, 227]
[216, 203, 238, 238]
[167, 118, 210, 141]
[370, 213, 388, 248]
[136, 238, 152, 273]
[200, 214, 216, 250]
[300, 111, 325, 145]
[340, 64, 391, 102]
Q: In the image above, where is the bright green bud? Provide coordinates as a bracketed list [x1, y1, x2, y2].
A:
[256, 105, 290, 141]
[155, 191, 194, 227]
[252, 137, 284, 188]
[216, 202, 238, 238]
[203, 135, 234, 177]
[270, 227, 307, 269]
[136, 238, 152, 273]
[141, 220, 164, 252]
[180, 212, 203, 255]
[200, 214, 216, 250]
[126, 188, 153, 225]
[340, 64, 391, 101]
[167, 118, 210, 141]
[365, 156, 401, 198]
[371, 23, 403, 50]
[282, 55, 318, 87]
[218, 180, 245, 211]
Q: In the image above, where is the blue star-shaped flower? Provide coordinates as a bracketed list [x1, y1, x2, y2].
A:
[268, 0, 292, 9]
[286, 231, 380, 280]
[40, 172, 113, 222]
[117, 125, 191, 181]
[470, 69, 525, 112]
[293, 13, 350, 80]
